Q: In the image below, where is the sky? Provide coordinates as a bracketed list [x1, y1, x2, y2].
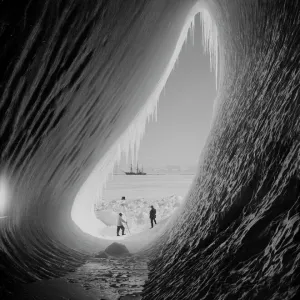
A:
[120, 15, 216, 170]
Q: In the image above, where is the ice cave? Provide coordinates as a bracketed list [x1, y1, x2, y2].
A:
[0, 0, 299, 299]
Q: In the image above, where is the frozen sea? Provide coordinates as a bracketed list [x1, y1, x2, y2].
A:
[101, 174, 195, 202]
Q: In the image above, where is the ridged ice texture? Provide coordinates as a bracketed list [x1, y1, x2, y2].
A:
[0, 0, 300, 299]
[142, 1, 300, 299]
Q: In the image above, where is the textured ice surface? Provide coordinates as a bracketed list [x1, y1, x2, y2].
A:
[65, 257, 149, 299]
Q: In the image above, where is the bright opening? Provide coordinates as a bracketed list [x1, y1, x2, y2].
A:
[0, 176, 8, 218]
[71, 5, 218, 247]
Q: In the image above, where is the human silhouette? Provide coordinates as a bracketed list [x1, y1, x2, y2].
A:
[117, 213, 127, 236]
[149, 205, 157, 228]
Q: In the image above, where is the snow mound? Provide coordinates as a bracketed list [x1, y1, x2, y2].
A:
[105, 243, 130, 257]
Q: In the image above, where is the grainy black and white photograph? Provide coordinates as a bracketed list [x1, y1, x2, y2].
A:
[0, 1, 299, 299]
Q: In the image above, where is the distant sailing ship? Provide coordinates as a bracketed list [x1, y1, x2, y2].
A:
[124, 163, 146, 175]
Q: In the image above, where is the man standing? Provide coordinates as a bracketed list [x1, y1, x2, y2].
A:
[117, 213, 127, 236]
[149, 205, 157, 228]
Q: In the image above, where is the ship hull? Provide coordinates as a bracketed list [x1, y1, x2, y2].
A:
[124, 173, 146, 175]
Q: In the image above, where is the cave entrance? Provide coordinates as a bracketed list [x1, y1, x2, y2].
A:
[93, 13, 216, 240]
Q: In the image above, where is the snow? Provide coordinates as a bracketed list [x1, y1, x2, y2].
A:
[95, 195, 184, 238]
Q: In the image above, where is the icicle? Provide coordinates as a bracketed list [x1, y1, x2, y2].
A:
[190, 17, 195, 46]
[199, 9, 218, 89]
